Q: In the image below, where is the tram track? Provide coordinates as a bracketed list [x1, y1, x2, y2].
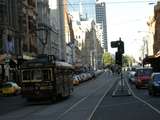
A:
[0, 72, 120, 120]
[56, 74, 120, 120]
[88, 76, 119, 120]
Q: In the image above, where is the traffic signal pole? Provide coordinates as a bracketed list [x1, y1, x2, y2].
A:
[111, 37, 131, 96]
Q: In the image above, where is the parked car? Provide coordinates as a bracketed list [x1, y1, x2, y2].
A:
[73, 75, 80, 86]
[1, 82, 21, 95]
[79, 73, 88, 82]
[148, 73, 160, 96]
[134, 67, 152, 88]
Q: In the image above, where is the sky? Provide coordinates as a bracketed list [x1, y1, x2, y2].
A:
[49, 0, 155, 61]
[106, 0, 155, 60]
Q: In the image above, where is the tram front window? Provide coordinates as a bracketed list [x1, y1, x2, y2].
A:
[22, 70, 42, 81]
[22, 69, 51, 81]
[32, 70, 42, 80]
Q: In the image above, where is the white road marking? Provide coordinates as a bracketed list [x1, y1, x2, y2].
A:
[56, 96, 88, 120]
[88, 76, 119, 120]
[125, 78, 160, 115]
[56, 74, 119, 120]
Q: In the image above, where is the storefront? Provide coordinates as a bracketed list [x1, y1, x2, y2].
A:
[0, 54, 18, 83]
[143, 55, 160, 72]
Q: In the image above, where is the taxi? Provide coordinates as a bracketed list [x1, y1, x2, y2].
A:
[1, 82, 21, 95]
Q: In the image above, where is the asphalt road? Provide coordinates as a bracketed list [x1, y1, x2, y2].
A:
[1, 72, 159, 120]
[0, 72, 119, 120]
[0, 96, 27, 116]
[91, 74, 160, 120]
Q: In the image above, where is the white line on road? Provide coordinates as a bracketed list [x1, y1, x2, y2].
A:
[88, 76, 119, 120]
[56, 87, 107, 119]
[125, 78, 160, 115]
[56, 96, 88, 120]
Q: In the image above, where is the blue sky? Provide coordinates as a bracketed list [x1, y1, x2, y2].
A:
[49, 0, 155, 60]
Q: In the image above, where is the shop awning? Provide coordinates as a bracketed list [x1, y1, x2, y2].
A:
[143, 54, 160, 72]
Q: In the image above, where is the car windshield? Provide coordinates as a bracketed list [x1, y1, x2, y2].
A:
[137, 69, 152, 76]
[3, 83, 12, 88]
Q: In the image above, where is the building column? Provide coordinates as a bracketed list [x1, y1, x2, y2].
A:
[58, 0, 66, 61]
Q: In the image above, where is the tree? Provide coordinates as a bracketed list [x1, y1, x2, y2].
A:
[102, 52, 114, 65]
[123, 55, 135, 67]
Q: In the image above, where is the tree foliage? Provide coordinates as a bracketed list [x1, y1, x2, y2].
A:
[123, 55, 135, 67]
[102, 52, 114, 65]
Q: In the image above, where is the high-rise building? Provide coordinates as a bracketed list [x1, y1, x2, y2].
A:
[95, 1, 108, 51]
[68, 0, 95, 20]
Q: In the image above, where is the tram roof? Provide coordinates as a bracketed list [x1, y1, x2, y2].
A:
[22, 60, 73, 69]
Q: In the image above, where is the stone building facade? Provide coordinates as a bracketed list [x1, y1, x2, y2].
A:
[0, 0, 19, 55]
[20, 0, 37, 55]
[81, 20, 103, 69]
[0, 0, 38, 83]
[37, 0, 51, 54]
[154, 2, 160, 55]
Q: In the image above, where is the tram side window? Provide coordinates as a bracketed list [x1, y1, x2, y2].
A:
[32, 70, 42, 80]
[42, 70, 51, 81]
[23, 71, 31, 80]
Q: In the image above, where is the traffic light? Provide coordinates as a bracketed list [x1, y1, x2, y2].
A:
[111, 38, 124, 66]
[111, 41, 119, 48]
[117, 40, 124, 54]
[115, 52, 122, 66]
[111, 39, 124, 54]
